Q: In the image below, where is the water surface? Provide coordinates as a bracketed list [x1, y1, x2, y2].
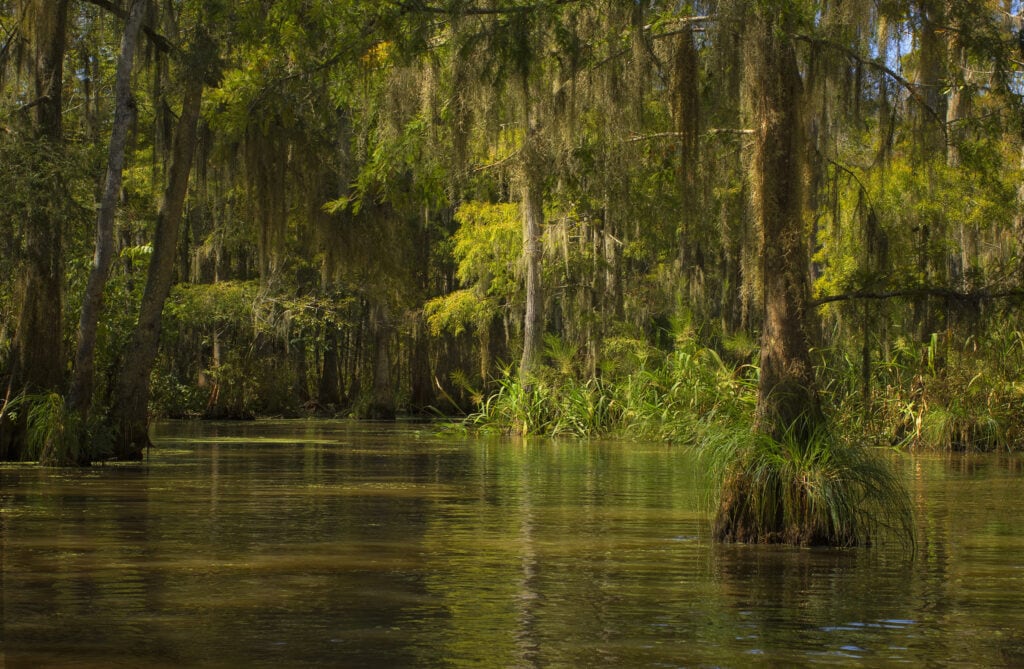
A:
[1, 421, 1022, 667]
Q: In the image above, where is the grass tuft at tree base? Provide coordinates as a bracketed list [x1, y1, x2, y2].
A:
[703, 421, 915, 548]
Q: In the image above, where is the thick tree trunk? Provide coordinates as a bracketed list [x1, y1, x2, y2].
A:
[945, 23, 978, 290]
[69, 0, 146, 417]
[602, 205, 623, 322]
[714, 4, 825, 546]
[292, 339, 309, 407]
[747, 7, 821, 439]
[112, 78, 204, 459]
[1, 0, 69, 461]
[410, 320, 433, 411]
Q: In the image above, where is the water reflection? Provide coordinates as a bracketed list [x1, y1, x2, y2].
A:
[1, 421, 1022, 667]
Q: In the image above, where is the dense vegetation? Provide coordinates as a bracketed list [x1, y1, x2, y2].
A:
[1, 0, 1022, 544]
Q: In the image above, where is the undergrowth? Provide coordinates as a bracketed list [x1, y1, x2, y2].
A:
[468, 331, 756, 441]
[703, 421, 915, 547]
[469, 322, 1024, 453]
[466, 330, 920, 547]
[1, 392, 112, 466]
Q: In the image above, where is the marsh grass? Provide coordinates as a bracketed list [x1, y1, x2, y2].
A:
[3, 392, 115, 466]
[816, 325, 1024, 452]
[6, 393, 82, 466]
[704, 421, 915, 547]
[468, 333, 755, 439]
[468, 333, 917, 548]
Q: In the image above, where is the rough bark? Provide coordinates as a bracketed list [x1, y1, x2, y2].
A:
[602, 205, 623, 321]
[944, 16, 978, 289]
[292, 340, 309, 407]
[747, 6, 821, 439]
[1, 0, 69, 461]
[713, 4, 825, 545]
[410, 321, 434, 411]
[69, 0, 146, 416]
[113, 77, 204, 459]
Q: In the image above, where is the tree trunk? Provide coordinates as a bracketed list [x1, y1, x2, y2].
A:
[913, 0, 949, 342]
[318, 326, 341, 408]
[112, 77, 204, 459]
[747, 6, 821, 439]
[944, 18, 978, 291]
[69, 0, 146, 417]
[367, 304, 395, 419]
[714, 3, 825, 546]
[603, 203, 623, 321]
[410, 319, 433, 411]
[1, 0, 69, 461]
[292, 339, 309, 408]
[519, 121, 545, 383]
[673, 22, 702, 300]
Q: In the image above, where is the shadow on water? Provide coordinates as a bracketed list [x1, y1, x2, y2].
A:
[1, 420, 1022, 667]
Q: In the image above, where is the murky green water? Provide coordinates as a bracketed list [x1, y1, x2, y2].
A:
[1, 421, 1023, 667]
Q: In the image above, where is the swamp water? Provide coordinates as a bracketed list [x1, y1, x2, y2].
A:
[1, 420, 1023, 667]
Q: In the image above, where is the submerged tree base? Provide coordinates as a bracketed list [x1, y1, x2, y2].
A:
[708, 425, 915, 548]
[714, 470, 864, 547]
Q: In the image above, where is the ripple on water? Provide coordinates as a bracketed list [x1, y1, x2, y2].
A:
[1, 432, 1023, 667]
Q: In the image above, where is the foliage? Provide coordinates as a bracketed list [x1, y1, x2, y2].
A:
[2, 393, 112, 466]
[862, 326, 1024, 452]
[469, 329, 756, 439]
[425, 201, 521, 338]
[705, 422, 915, 548]
[1, 0, 1024, 480]
[425, 288, 496, 338]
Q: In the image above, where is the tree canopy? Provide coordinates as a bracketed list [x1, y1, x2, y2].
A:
[0, 0, 1022, 486]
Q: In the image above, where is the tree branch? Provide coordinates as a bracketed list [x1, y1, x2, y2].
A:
[813, 287, 1024, 307]
[644, 15, 712, 31]
[397, 0, 581, 16]
[793, 34, 947, 133]
[80, 0, 173, 53]
[12, 95, 51, 115]
[625, 131, 688, 142]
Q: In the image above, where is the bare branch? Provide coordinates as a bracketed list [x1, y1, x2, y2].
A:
[813, 287, 1024, 307]
[398, 0, 581, 16]
[707, 128, 754, 135]
[472, 148, 521, 172]
[80, 0, 173, 53]
[643, 15, 712, 31]
[625, 129, 752, 143]
[626, 131, 689, 142]
[12, 95, 51, 115]
[793, 34, 947, 133]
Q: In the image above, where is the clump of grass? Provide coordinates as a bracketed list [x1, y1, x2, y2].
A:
[3, 392, 115, 466]
[469, 375, 625, 437]
[703, 420, 915, 548]
[467, 332, 756, 439]
[6, 392, 83, 466]
[823, 324, 1024, 452]
[469, 376, 555, 435]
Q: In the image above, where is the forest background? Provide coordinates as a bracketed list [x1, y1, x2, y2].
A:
[1, 0, 1023, 485]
